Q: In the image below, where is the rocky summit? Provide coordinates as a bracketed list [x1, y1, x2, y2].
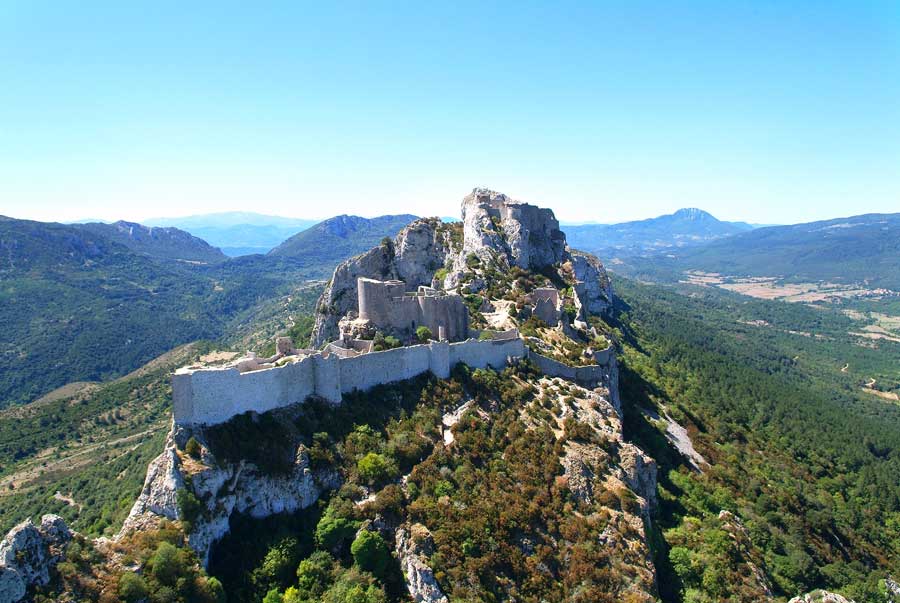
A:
[311, 188, 612, 346]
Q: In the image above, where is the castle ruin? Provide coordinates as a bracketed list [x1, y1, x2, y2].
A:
[356, 277, 469, 342]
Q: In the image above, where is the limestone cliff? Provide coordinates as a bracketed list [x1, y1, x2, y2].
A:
[119, 423, 339, 566]
[0, 515, 71, 603]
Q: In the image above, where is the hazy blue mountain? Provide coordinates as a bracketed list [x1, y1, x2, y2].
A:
[268, 214, 418, 261]
[634, 212, 900, 288]
[145, 212, 319, 256]
[73, 221, 227, 263]
[566, 208, 754, 256]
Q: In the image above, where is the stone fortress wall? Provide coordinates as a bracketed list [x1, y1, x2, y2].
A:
[173, 336, 613, 427]
[174, 336, 524, 426]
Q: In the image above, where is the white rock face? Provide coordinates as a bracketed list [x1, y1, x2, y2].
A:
[120, 426, 338, 566]
[0, 514, 72, 603]
[618, 443, 659, 518]
[569, 250, 613, 316]
[395, 523, 449, 603]
[461, 188, 566, 270]
[789, 590, 856, 603]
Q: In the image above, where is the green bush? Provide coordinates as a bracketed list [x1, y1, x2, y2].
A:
[315, 504, 359, 552]
[185, 436, 202, 459]
[357, 452, 398, 486]
[118, 572, 149, 603]
[149, 541, 189, 587]
[415, 326, 433, 342]
[296, 550, 334, 598]
[176, 488, 202, 529]
[372, 332, 402, 352]
[350, 530, 391, 578]
[262, 588, 284, 603]
[260, 536, 301, 586]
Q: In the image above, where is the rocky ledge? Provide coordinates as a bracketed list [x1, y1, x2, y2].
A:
[0, 514, 72, 603]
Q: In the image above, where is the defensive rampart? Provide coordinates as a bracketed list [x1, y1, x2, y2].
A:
[173, 337, 527, 426]
[527, 345, 613, 385]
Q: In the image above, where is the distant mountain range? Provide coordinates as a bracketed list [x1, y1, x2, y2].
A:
[145, 212, 319, 256]
[628, 213, 900, 289]
[565, 208, 755, 257]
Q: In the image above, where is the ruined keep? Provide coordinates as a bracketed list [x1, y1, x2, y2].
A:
[528, 287, 561, 326]
[357, 277, 469, 342]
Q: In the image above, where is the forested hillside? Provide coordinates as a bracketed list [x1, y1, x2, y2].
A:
[565, 208, 752, 257]
[268, 214, 418, 264]
[616, 279, 900, 602]
[72, 221, 227, 264]
[617, 213, 900, 289]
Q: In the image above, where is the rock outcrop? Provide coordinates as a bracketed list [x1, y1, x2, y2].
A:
[0, 515, 71, 603]
[120, 424, 338, 565]
[395, 523, 449, 603]
[312, 189, 614, 346]
[460, 188, 566, 269]
[789, 591, 855, 603]
[619, 443, 659, 518]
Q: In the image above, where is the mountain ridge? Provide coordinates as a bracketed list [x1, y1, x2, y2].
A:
[565, 207, 754, 256]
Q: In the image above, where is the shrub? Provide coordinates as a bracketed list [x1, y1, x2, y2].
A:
[260, 536, 301, 586]
[315, 503, 359, 552]
[351, 531, 391, 577]
[372, 332, 402, 352]
[149, 541, 188, 587]
[118, 572, 149, 603]
[200, 576, 226, 603]
[296, 550, 334, 598]
[262, 588, 284, 603]
[185, 436, 202, 459]
[434, 267, 448, 282]
[415, 326, 433, 342]
[357, 452, 398, 486]
[176, 488, 202, 529]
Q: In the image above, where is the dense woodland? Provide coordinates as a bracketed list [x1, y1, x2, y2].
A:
[615, 279, 900, 602]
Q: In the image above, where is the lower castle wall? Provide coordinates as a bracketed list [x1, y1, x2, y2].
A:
[173, 337, 590, 426]
[339, 344, 434, 393]
[449, 338, 525, 370]
[527, 346, 613, 385]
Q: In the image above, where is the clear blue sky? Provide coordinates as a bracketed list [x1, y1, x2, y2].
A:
[1, 1, 897, 224]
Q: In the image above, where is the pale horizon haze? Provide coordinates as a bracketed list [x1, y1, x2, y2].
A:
[1, 1, 898, 226]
